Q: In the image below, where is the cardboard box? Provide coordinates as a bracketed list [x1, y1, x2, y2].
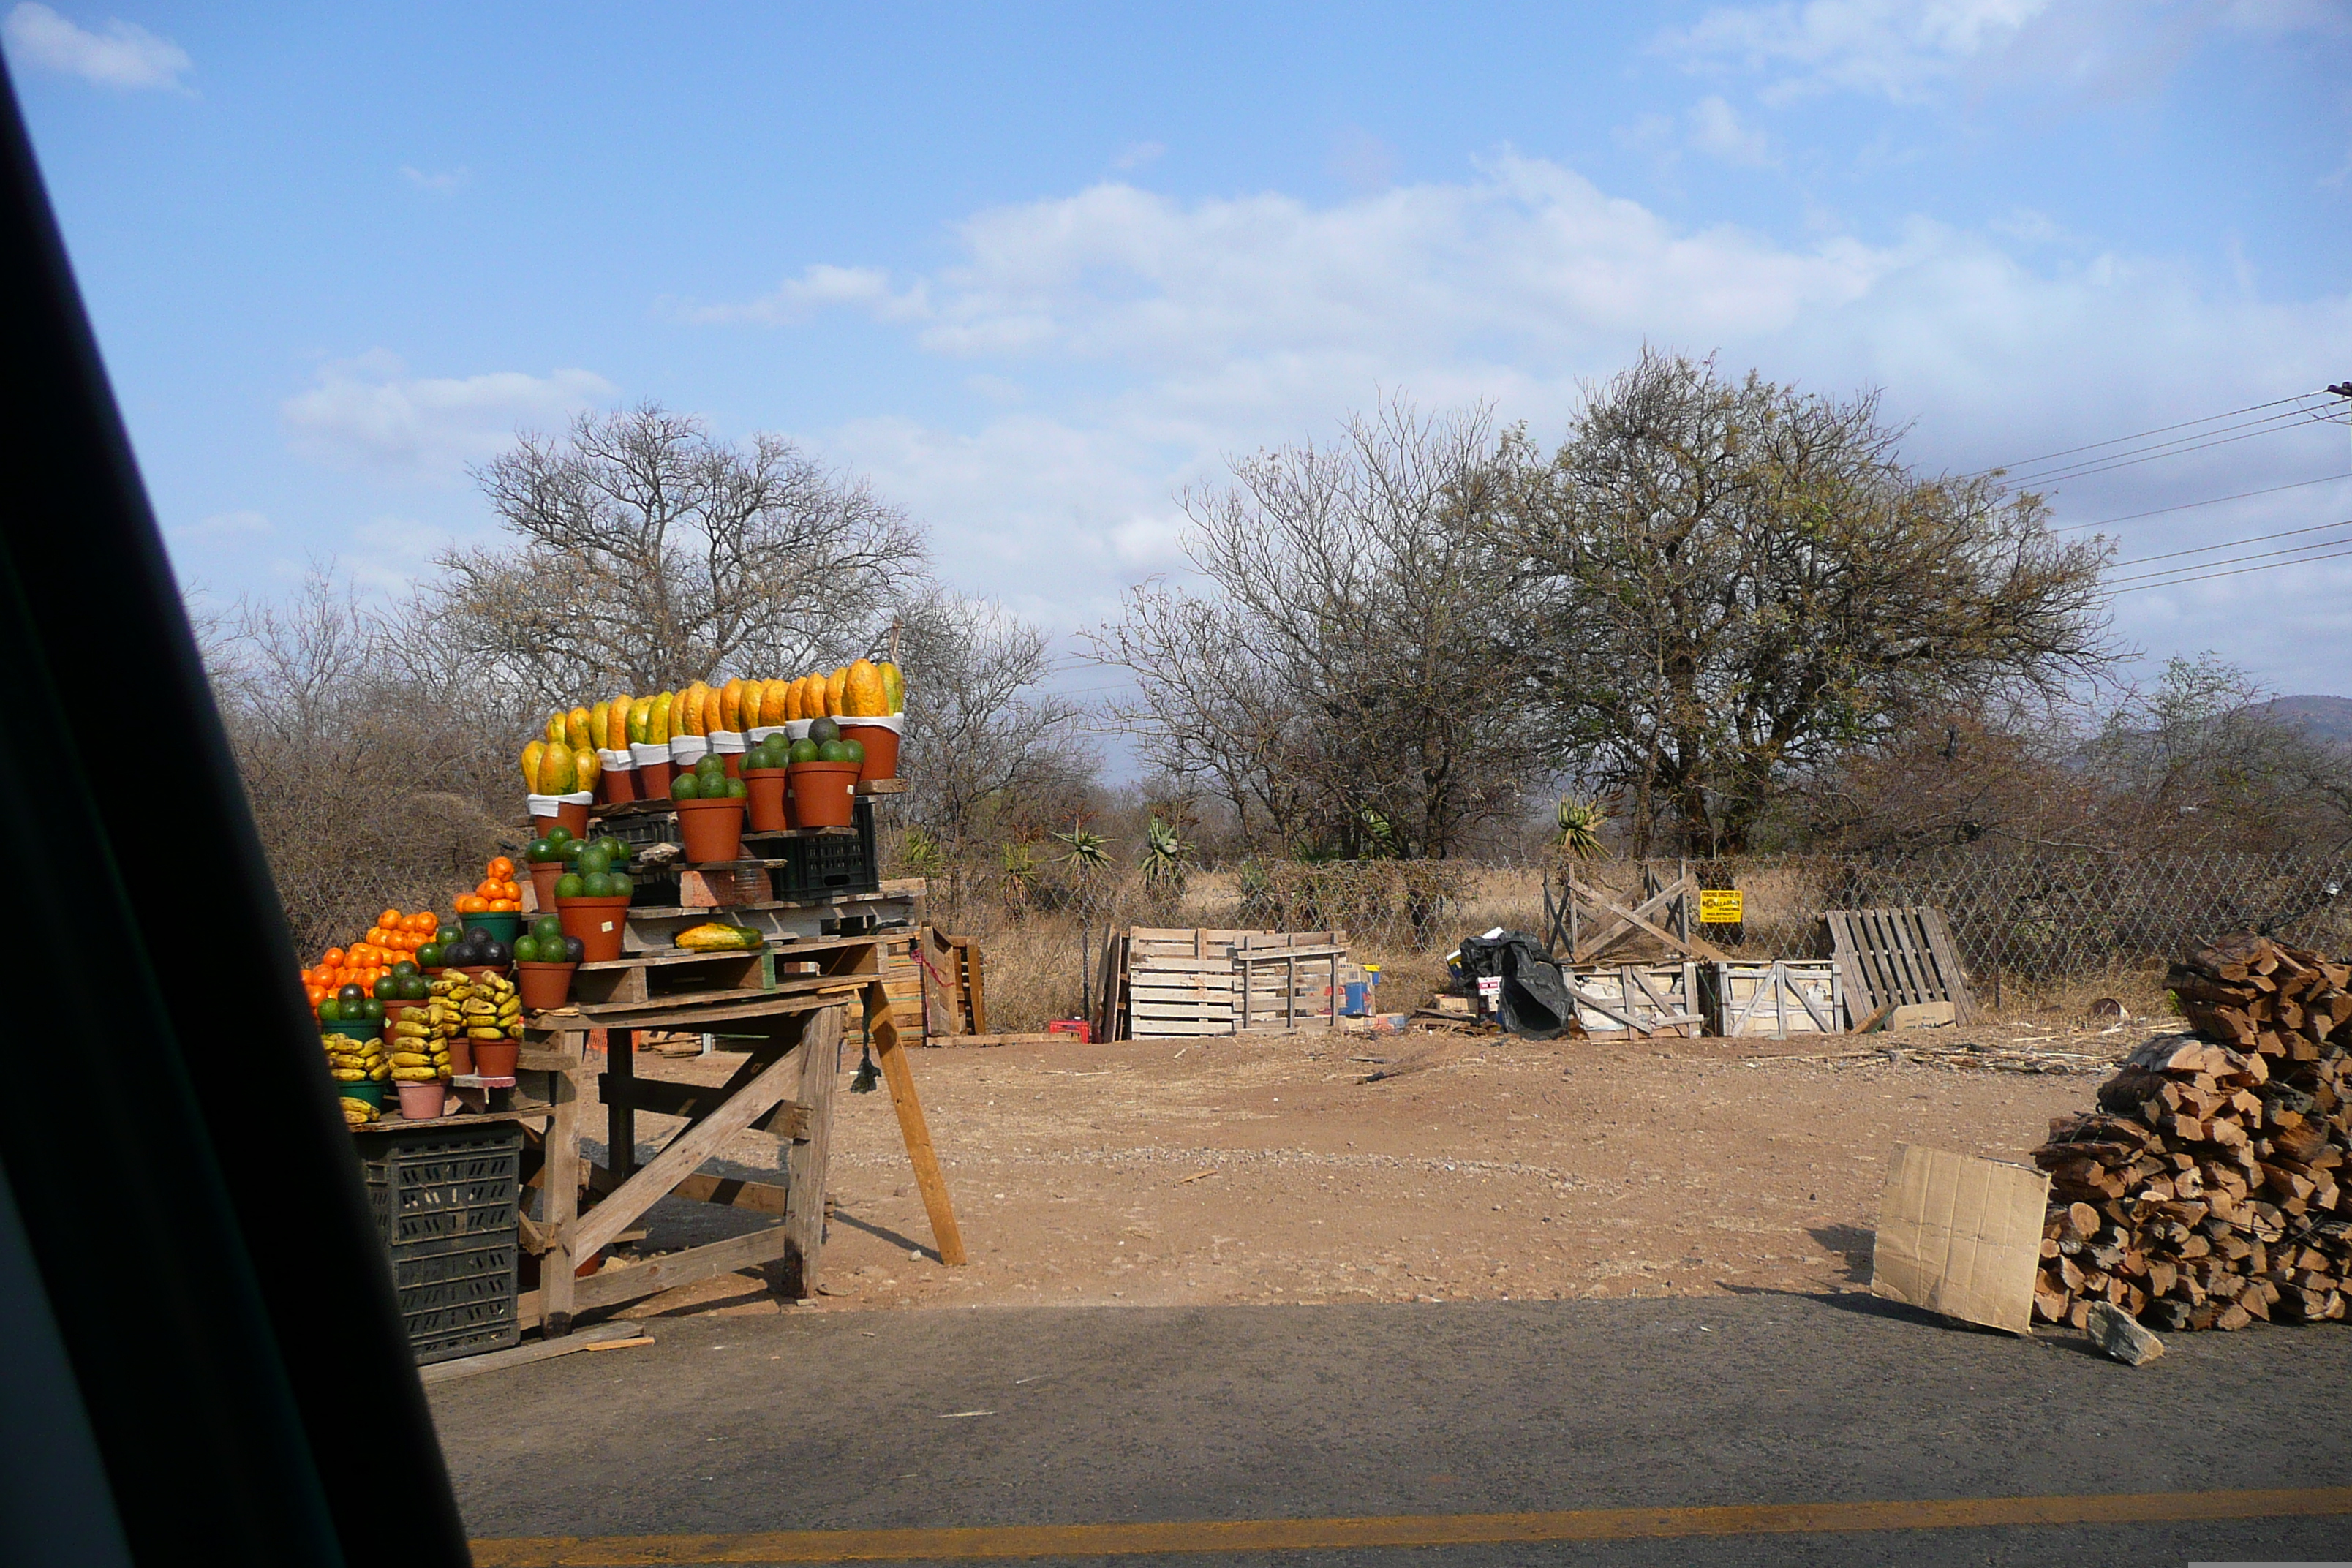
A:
[1869, 1144, 2049, 1335]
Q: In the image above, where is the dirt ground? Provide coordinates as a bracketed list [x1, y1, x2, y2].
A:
[579, 1016, 2141, 1322]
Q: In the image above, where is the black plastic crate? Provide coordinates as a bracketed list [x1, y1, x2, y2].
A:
[395, 1236, 520, 1364]
[354, 1126, 523, 1364]
[600, 809, 679, 850]
[358, 1128, 523, 1248]
[771, 799, 880, 900]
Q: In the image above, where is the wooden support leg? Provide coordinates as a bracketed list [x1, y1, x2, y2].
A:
[864, 979, 968, 1267]
[542, 1048, 581, 1338]
[607, 1027, 636, 1179]
[781, 1007, 844, 1299]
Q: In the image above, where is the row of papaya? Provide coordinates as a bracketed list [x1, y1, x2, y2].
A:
[519, 657, 907, 802]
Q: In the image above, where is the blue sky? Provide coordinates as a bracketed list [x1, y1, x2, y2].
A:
[8, 1, 2351, 712]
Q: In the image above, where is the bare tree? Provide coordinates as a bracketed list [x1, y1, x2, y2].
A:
[205, 568, 520, 957]
[1091, 399, 1541, 859]
[1500, 350, 2118, 855]
[895, 592, 1093, 856]
[435, 403, 927, 703]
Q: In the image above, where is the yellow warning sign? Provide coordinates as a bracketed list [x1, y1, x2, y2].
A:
[1699, 889, 1744, 924]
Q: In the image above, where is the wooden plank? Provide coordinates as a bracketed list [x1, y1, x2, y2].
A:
[570, 1224, 797, 1312]
[540, 1039, 581, 1336]
[416, 1319, 648, 1383]
[1573, 877, 1692, 962]
[573, 1043, 809, 1259]
[780, 1007, 844, 1297]
[928, 1033, 1060, 1047]
[864, 980, 967, 1268]
[597, 1077, 812, 1139]
[1577, 883, 1728, 962]
[1130, 1019, 1235, 1037]
[540, 992, 843, 1033]
[665, 1172, 792, 1215]
[1918, 907, 1979, 1025]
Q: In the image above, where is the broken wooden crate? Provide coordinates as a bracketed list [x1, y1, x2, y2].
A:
[1563, 962, 1703, 1039]
[1705, 960, 1844, 1038]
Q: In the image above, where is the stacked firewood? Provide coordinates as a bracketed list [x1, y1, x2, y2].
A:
[2031, 934, 2351, 1333]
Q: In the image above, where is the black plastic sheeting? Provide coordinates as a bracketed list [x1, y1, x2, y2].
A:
[1453, 931, 1575, 1040]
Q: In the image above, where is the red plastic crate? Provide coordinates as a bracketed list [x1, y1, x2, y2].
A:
[1047, 1019, 1091, 1042]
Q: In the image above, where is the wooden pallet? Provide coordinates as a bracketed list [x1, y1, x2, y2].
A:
[1106, 928, 1350, 1039]
[547, 932, 881, 1024]
[1564, 962, 1703, 1038]
[1825, 906, 1976, 1026]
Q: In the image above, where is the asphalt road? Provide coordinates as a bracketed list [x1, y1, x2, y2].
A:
[430, 1292, 2352, 1567]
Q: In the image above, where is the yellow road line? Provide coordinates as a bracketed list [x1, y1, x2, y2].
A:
[469, 1485, 2352, 1564]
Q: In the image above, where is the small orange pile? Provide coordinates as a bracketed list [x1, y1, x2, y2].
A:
[301, 907, 442, 1006]
[454, 856, 521, 914]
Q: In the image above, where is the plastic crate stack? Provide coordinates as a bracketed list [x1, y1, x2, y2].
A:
[358, 1126, 524, 1364]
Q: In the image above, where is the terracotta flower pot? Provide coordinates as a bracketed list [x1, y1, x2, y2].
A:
[837, 719, 901, 782]
[787, 761, 859, 829]
[445, 1035, 473, 1075]
[472, 1040, 519, 1078]
[558, 894, 633, 962]
[742, 767, 789, 832]
[606, 766, 638, 804]
[529, 859, 564, 910]
[396, 1081, 448, 1120]
[516, 960, 576, 1010]
[637, 758, 673, 799]
[532, 799, 591, 838]
[675, 796, 747, 863]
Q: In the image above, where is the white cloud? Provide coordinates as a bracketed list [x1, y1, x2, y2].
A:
[682, 264, 929, 326]
[1686, 95, 1779, 165]
[169, 509, 271, 546]
[731, 155, 2352, 682]
[2, 4, 189, 90]
[1659, 0, 2050, 103]
[1112, 140, 1166, 170]
[400, 165, 470, 194]
[280, 351, 614, 483]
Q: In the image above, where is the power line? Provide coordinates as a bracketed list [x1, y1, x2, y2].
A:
[1962, 393, 2320, 478]
[2111, 540, 2352, 595]
[2058, 472, 2351, 533]
[2005, 404, 2348, 489]
[2107, 523, 2352, 587]
[2110, 516, 2352, 570]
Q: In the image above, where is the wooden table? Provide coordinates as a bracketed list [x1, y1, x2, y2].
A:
[418, 930, 963, 1337]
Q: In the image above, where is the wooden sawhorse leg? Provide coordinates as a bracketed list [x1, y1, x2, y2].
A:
[863, 979, 967, 1266]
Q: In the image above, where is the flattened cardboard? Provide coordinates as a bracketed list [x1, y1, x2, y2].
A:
[1869, 1144, 2048, 1335]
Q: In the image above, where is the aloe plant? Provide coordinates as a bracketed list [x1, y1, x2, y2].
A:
[1556, 795, 1608, 859]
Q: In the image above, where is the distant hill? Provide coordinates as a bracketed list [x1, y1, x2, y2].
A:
[2251, 695, 2352, 746]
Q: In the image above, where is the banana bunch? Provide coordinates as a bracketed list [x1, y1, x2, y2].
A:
[388, 1000, 453, 1084]
[461, 970, 524, 1042]
[322, 1030, 388, 1085]
[339, 1096, 378, 1126]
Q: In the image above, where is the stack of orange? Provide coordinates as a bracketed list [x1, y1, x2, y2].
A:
[454, 856, 522, 914]
[300, 908, 443, 1006]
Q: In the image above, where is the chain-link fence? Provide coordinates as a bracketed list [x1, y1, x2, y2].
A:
[907, 846, 2352, 1023]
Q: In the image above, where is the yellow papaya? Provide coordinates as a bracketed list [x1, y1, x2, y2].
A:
[521, 739, 546, 791]
[677, 683, 706, 736]
[627, 696, 651, 745]
[843, 658, 885, 717]
[575, 746, 601, 791]
[719, 677, 745, 733]
[565, 706, 592, 753]
[545, 711, 566, 745]
[589, 700, 611, 750]
[696, 683, 720, 735]
[608, 694, 633, 750]
[825, 667, 848, 717]
[668, 688, 692, 738]
[648, 691, 673, 745]
[537, 744, 578, 794]
[879, 660, 905, 714]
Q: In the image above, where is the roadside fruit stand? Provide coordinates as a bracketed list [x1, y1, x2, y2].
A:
[309, 660, 960, 1363]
